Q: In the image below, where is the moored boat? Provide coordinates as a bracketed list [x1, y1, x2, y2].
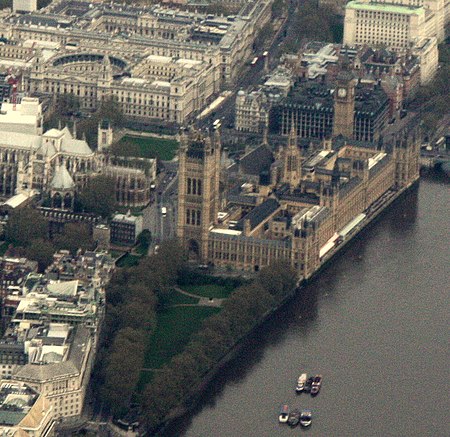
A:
[278, 404, 289, 423]
[304, 376, 314, 393]
[300, 409, 312, 427]
[311, 374, 322, 395]
[287, 409, 301, 427]
[295, 373, 307, 393]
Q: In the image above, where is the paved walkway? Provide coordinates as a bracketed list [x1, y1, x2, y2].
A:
[174, 286, 224, 308]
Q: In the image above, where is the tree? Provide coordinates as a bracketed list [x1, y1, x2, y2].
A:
[53, 222, 92, 255]
[130, 240, 185, 298]
[136, 230, 151, 255]
[101, 328, 146, 416]
[254, 22, 274, 53]
[24, 238, 55, 272]
[192, 328, 230, 363]
[119, 298, 156, 331]
[143, 370, 183, 431]
[256, 261, 296, 298]
[5, 208, 47, 247]
[281, 0, 341, 53]
[77, 175, 117, 218]
[97, 97, 124, 128]
[55, 93, 80, 118]
[76, 97, 123, 149]
[271, 0, 286, 18]
[77, 117, 98, 148]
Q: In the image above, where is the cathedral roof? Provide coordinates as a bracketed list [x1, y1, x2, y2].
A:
[61, 137, 93, 155]
[50, 165, 75, 191]
[0, 128, 94, 157]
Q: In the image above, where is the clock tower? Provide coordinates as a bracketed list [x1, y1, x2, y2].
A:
[332, 67, 357, 139]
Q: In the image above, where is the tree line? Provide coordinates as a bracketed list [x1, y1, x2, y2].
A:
[141, 261, 297, 433]
[92, 240, 186, 418]
[282, 0, 343, 53]
[4, 207, 93, 271]
[91, 240, 296, 429]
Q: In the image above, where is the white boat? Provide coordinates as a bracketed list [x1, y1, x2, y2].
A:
[279, 404, 289, 423]
[296, 373, 307, 392]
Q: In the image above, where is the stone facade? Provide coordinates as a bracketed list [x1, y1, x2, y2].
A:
[177, 128, 221, 260]
[177, 115, 420, 279]
[0, 0, 273, 123]
[273, 80, 389, 143]
[235, 90, 269, 133]
[0, 100, 155, 208]
[343, 0, 445, 49]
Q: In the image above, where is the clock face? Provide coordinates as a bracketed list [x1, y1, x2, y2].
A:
[338, 88, 347, 98]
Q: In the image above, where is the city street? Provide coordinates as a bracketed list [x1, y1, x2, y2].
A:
[196, 8, 293, 132]
[143, 164, 178, 251]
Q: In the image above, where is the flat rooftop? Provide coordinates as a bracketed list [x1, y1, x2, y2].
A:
[346, 1, 425, 15]
[0, 381, 38, 426]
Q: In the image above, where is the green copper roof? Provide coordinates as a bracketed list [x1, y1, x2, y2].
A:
[346, 1, 425, 15]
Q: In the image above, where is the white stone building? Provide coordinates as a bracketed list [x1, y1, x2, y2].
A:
[0, 97, 43, 135]
[0, 0, 273, 123]
[412, 36, 439, 84]
[11, 323, 93, 421]
[0, 380, 55, 436]
[343, 0, 446, 49]
[235, 90, 269, 133]
[0, 109, 96, 200]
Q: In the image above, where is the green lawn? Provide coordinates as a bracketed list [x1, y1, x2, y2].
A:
[143, 306, 220, 370]
[183, 283, 236, 299]
[161, 289, 199, 307]
[116, 253, 141, 268]
[115, 135, 179, 161]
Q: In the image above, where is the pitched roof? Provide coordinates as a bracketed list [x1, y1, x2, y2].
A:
[237, 144, 274, 176]
[50, 165, 75, 190]
[61, 138, 93, 155]
[236, 198, 280, 231]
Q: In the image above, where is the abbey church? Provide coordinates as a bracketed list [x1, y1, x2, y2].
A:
[0, 98, 156, 209]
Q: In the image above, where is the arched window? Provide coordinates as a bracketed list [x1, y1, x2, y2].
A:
[53, 192, 62, 208]
[187, 178, 191, 194]
[197, 180, 202, 195]
[63, 193, 72, 209]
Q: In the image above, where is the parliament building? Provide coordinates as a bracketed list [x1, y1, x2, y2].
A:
[177, 72, 420, 280]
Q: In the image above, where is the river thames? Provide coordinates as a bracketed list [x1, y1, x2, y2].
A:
[167, 175, 449, 437]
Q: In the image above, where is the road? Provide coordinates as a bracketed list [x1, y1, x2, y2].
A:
[142, 163, 178, 251]
[196, 5, 294, 132]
